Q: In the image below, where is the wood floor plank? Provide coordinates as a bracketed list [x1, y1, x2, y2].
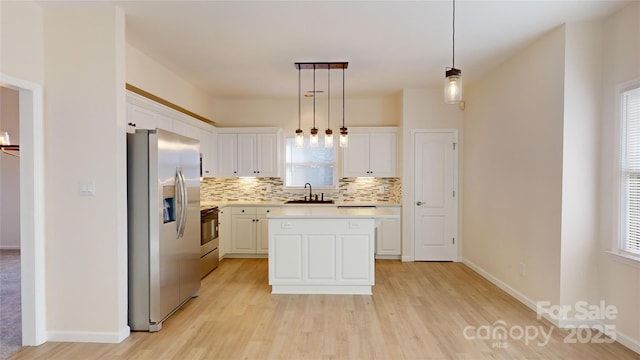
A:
[10, 259, 640, 360]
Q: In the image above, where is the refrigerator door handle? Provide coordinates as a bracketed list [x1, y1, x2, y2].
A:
[178, 168, 188, 238]
[175, 169, 182, 238]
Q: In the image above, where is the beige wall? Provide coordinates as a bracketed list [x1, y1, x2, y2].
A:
[0, 87, 20, 249]
[462, 26, 566, 305]
[44, 6, 129, 342]
[0, 1, 44, 84]
[213, 96, 399, 129]
[126, 44, 217, 122]
[599, 1, 640, 352]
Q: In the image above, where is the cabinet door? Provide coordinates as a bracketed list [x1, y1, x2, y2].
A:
[369, 133, 397, 177]
[218, 207, 230, 258]
[256, 207, 277, 254]
[207, 132, 217, 177]
[128, 103, 158, 130]
[342, 133, 371, 177]
[231, 215, 257, 253]
[376, 208, 401, 256]
[218, 133, 238, 177]
[237, 133, 257, 177]
[257, 215, 269, 254]
[256, 133, 278, 177]
[199, 129, 214, 177]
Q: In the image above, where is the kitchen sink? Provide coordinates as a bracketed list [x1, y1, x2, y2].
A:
[284, 199, 335, 204]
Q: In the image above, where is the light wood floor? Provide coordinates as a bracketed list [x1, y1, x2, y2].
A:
[11, 259, 640, 359]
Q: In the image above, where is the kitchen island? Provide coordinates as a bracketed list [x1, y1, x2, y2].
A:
[267, 207, 399, 295]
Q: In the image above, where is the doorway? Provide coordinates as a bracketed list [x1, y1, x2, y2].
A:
[413, 130, 458, 261]
[0, 85, 22, 358]
[0, 73, 46, 347]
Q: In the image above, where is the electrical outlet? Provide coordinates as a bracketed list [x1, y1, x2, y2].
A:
[378, 185, 385, 194]
[519, 262, 526, 276]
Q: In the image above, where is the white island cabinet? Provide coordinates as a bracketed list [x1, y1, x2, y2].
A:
[267, 207, 398, 295]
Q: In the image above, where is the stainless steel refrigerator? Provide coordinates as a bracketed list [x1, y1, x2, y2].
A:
[127, 128, 201, 332]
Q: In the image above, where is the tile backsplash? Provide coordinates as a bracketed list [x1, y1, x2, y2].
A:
[201, 177, 401, 203]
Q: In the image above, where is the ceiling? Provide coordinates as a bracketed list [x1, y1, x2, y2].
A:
[117, 0, 629, 99]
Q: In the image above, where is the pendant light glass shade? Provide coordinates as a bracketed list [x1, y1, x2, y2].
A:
[295, 129, 304, 148]
[339, 127, 348, 147]
[0, 132, 10, 145]
[444, 68, 462, 104]
[324, 129, 334, 148]
[310, 128, 319, 147]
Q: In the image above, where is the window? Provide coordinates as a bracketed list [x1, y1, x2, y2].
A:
[621, 84, 640, 255]
[284, 137, 337, 188]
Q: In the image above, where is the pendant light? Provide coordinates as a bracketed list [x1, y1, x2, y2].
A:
[309, 65, 319, 147]
[294, 62, 348, 146]
[444, 0, 462, 104]
[295, 67, 304, 148]
[339, 67, 348, 148]
[324, 67, 334, 148]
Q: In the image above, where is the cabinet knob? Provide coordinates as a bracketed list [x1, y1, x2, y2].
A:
[242, 210, 245, 213]
[266, 210, 270, 213]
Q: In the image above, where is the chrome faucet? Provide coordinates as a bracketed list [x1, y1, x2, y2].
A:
[304, 182, 312, 202]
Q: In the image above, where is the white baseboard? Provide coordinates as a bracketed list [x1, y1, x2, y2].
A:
[401, 255, 413, 262]
[48, 326, 130, 343]
[615, 329, 640, 355]
[461, 257, 540, 316]
[461, 257, 640, 355]
[0, 245, 20, 250]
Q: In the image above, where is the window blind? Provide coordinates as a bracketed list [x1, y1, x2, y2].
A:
[622, 86, 640, 255]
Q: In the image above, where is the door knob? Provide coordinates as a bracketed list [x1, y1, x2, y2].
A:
[416, 201, 424, 206]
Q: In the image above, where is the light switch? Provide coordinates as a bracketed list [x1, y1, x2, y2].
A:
[281, 221, 293, 229]
[79, 180, 95, 196]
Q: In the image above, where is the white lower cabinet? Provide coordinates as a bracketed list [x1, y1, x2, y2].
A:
[375, 207, 401, 258]
[228, 206, 279, 256]
[218, 206, 230, 258]
[268, 218, 375, 295]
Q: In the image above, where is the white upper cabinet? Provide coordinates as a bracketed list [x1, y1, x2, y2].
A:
[217, 133, 239, 177]
[342, 127, 398, 177]
[237, 134, 257, 176]
[173, 121, 215, 177]
[256, 133, 278, 177]
[126, 91, 217, 177]
[127, 102, 173, 132]
[217, 128, 281, 178]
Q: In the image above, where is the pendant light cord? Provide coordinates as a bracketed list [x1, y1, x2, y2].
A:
[298, 67, 301, 129]
[313, 65, 316, 128]
[342, 67, 345, 128]
[452, 0, 456, 68]
[327, 68, 330, 129]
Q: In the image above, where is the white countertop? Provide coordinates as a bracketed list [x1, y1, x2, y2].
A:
[266, 207, 400, 219]
[202, 200, 401, 208]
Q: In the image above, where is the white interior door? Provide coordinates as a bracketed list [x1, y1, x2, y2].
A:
[414, 131, 458, 261]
